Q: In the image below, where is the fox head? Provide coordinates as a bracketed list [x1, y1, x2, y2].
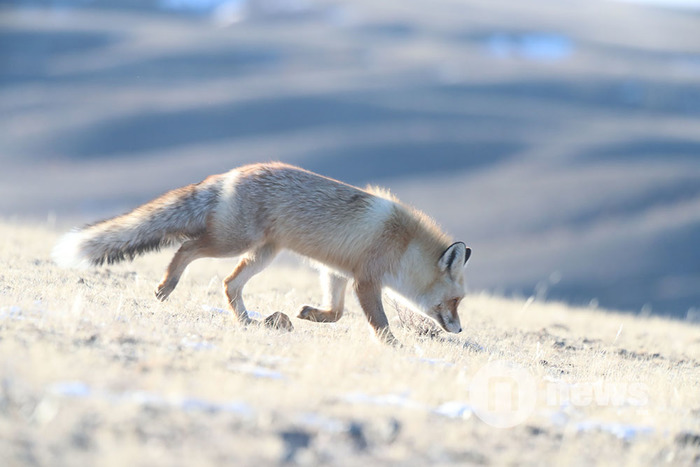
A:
[388, 241, 471, 334]
[420, 242, 471, 333]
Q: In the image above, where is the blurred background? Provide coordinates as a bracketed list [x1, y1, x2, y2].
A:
[1, 0, 699, 318]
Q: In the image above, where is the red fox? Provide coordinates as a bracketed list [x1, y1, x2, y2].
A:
[53, 163, 471, 344]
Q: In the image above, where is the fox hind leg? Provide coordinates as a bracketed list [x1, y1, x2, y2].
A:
[156, 236, 223, 301]
[298, 268, 348, 323]
[223, 243, 278, 323]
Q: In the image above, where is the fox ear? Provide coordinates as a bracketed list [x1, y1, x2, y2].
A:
[439, 242, 471, 275]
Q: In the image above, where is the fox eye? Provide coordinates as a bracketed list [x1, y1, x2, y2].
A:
[451, 298, 460, 308]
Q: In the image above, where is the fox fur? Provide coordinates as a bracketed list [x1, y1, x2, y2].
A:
[53, 162, 471, 344]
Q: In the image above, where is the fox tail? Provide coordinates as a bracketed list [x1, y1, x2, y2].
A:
[52, 182, 218, 268]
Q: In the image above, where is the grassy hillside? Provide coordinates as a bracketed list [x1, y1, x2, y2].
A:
[3, 0, 700, 315]
[1, 221, 699, 466]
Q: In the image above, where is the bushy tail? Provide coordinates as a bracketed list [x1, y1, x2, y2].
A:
[53, 182, 219, 268]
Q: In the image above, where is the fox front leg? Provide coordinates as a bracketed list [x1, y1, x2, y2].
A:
[354, 280, 399, 346]
[223, 243, 279, 324]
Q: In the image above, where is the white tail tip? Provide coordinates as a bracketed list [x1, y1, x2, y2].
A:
[52, 231, 90, 269]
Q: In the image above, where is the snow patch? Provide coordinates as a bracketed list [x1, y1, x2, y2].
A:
[575, 420, 655, 441]
[48, 380, 254, 416]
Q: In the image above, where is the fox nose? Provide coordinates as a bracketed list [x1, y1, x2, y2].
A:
[457, 327, 462, 333]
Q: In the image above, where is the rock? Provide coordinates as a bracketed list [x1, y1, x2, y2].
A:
[676, 431, 700, 447]
[279, 429, 313, 463]
[264, 312, 294, 332]
[347, 422, 368, 451]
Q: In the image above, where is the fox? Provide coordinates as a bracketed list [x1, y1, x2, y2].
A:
[52, 162, 471, 345]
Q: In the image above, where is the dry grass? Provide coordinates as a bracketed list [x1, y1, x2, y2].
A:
[1, 220, 699, 466]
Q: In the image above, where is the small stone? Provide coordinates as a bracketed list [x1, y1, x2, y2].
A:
[347, 422, 368, 451]
[280, 429, 312, 463]
[676, 431, 700, 447]
[264, 312, 294, 332]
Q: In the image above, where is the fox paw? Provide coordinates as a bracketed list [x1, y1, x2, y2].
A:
[375, 329, 402, 348]
[297, 305, 343, 323]
[236, 313, 256, 326]
[155, 282, 175, 301]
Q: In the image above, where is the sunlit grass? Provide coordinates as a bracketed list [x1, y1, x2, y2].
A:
[1, 221, 699, 466]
